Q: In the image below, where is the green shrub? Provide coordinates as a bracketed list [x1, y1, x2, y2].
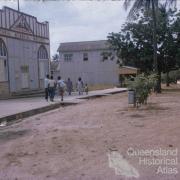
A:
[126, 73, 157, 105]
[161, 69, 180, 84]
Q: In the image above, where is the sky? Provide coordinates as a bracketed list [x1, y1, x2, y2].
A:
[0, 0, 179, 56]
[0, 0, 128, 56]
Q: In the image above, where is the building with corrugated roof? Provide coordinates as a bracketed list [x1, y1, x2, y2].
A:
[56, 40, 119, 86]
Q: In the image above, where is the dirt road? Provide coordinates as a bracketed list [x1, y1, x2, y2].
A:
[0, 90, 180, 180]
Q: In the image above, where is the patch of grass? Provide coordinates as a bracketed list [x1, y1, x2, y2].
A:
[143, 104, 169, 111]
[0, 129, 29, 142]
[162, 84, 180, 92]
[134, 124, 145, 127]
[162, 89, 180, 92]
[129, 114, 145, 118]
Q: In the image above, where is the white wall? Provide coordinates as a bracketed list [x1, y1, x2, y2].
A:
[58, 50, 119, 86]
[0, 7, 50, 93]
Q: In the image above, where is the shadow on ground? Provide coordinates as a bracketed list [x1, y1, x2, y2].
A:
[0, 129, 29, 142]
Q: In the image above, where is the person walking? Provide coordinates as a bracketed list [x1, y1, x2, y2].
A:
[77, 77, 84, 95]
[84, 83, 89, 95]
[66, 78, 73, 95]
[44, 74, 49, 101]
[48, 76, 56, 102]
[57, 76, 66, 101]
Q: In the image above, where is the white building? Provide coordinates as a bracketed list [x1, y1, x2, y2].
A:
[56, 40, 119, 86]
[0, 6, 50, 97]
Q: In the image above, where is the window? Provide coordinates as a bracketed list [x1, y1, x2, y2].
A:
[21, 66, 29, 89]
[39, 61, 45, 79]
[38, 45, 48, 79]
[0, 40, 7, 57]
[102, 52, 109, 61]
[64, 54, 73, 62]
[4, 60, 6, 67]
[0, 39, 7, 82]
[83, 53, 88, 61]
[38, 45, 48, 59]
[0, 60, 6, 81]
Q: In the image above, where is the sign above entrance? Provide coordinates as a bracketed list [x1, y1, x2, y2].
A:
[0, 28, 49, 44]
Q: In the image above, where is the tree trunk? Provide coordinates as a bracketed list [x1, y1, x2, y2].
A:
[152, 0, 161, 93]
[119, 75, 123, 87]
[166, 71, 170, 87]
[158, 69, 162, 91]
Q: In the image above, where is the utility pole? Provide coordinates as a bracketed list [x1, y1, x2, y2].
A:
[18, 0, 20, 11]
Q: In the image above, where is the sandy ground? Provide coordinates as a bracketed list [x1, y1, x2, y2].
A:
[0, 88, 180, 180]
[0, 88, 126, 118]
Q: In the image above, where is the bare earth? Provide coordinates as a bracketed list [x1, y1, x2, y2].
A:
[0, 89, 180, 180]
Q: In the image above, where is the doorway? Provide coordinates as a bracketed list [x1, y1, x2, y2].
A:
[21, 66, 29, 89]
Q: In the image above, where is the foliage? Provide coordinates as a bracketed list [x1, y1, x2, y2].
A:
[52, 54, 59, 61]
[123, 0, 177, 93]
[108, 7, 180, 74]
[161, 69, 180, 84]
[100, 51, 113, 62]
[126, 73, 158, 105]
[124, 0, 177, 20]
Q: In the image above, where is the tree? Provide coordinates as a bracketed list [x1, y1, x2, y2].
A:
[108, 24, 154, 73]
[156, 7, 179, 86]
[52, 54, 59, 61]
[108, 7, 180, 82]
[173, 11, 180, 68]
[123, 0, 177, 93]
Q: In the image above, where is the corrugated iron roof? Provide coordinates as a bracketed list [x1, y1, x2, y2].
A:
[57, 40, 110, 52]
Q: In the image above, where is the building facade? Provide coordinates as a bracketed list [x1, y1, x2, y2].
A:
[0, 6, 50, 97]
[56, 40, 119, 86]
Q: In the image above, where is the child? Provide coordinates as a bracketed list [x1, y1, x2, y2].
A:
[84, 83, 88, 95]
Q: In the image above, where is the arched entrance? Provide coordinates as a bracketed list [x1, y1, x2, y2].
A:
[0, 39, 9, 96]
[38, 45, 49, 89]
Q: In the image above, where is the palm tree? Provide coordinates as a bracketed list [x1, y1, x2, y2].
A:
[124, 0, 176, 93]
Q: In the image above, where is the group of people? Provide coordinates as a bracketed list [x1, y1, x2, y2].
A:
[44, 75, 88, 102]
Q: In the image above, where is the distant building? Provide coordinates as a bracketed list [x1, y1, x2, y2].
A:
[56, 40, 119, 86]
[0, 7, 50, 97]
[118, 66, 139, 87]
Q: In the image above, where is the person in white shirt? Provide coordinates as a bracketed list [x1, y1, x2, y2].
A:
[48, 75, 56, 102]
[44, 74, 49, 101]
[57, 76, 66, 101]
